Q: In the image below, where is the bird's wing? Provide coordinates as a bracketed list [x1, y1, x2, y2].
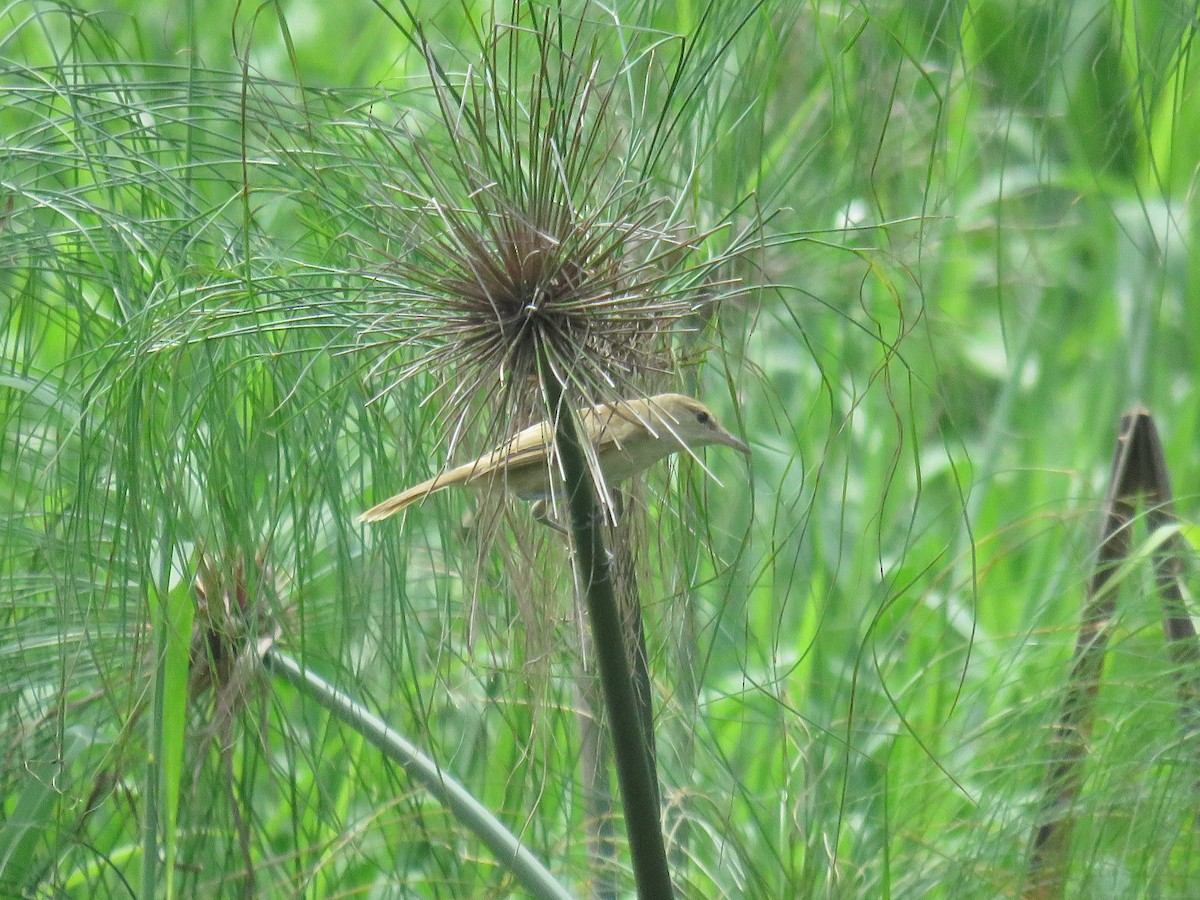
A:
[470, 420, 555, 472]
[583, 400, 651, 450]
[498, 403, 643, 462]
[358, 402, 653, 523]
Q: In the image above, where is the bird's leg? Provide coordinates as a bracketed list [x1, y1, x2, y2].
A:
[532, 484, 620, 535]
[611, 489, 626, 519]
[530, 499, 568, 536]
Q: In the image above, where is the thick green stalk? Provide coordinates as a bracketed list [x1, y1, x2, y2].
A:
[541, 374, 673, 899]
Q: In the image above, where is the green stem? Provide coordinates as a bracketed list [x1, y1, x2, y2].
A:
[264, 648, 573, 900]
[541, 375, 674, 899]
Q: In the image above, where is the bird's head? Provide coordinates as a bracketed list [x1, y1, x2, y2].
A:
[637, 393, 750, 456]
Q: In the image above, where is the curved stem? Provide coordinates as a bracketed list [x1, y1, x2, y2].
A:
[263, 648, 573, 900]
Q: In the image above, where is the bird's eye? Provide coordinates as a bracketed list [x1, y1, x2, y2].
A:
[695, 410, 710, 425]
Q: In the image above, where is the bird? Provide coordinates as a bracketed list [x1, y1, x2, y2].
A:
[359, 393, 749, 523]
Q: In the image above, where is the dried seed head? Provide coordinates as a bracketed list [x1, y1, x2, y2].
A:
[190, 550, 283, 710]
[353, 7, 740, 449]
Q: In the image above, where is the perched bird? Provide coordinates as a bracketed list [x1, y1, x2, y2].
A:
[359, 393, 749, 523]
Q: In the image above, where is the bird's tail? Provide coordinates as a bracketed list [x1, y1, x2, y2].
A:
[358, 476, 443, 523]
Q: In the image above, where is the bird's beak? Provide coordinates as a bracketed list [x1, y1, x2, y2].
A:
[718, 429, 751, 456]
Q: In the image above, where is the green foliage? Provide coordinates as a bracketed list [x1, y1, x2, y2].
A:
[2, 0, 1199, 896]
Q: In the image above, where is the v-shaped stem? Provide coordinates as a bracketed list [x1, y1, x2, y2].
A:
[1025, 408, 1200, 897]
